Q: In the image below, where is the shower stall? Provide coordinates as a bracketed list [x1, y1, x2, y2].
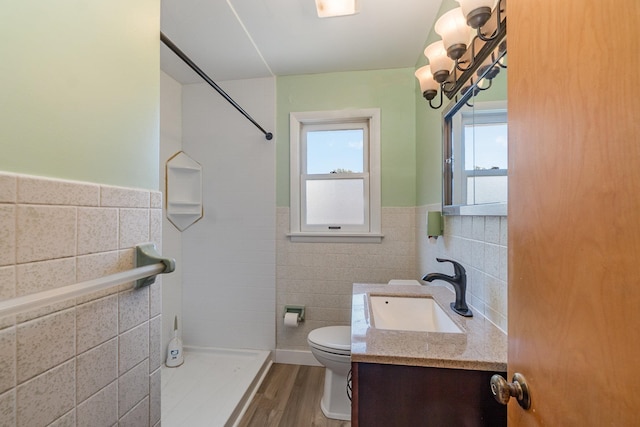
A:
[160, 70, 277, 425]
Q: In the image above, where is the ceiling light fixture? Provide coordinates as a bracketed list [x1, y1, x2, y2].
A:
[416, 0, 506, 109]
[315, 0, 359, 18]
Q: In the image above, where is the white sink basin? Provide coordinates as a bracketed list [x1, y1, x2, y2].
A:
[369, 295, 462, 333]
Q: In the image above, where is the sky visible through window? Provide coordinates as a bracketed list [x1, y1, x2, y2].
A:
[464, 123, 508, 170]
[306, 129, 364, 174]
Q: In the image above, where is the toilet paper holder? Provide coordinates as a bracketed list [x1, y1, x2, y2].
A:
[284, 305, 305, 322]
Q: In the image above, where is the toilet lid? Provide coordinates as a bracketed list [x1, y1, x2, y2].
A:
[308, 326, 351, 353]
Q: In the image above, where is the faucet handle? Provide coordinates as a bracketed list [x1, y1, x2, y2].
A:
[435, 258, 466, 278]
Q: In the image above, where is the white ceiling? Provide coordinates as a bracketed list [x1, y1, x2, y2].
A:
[160, 0, 444, 84]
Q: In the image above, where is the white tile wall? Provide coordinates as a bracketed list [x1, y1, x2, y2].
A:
[0, 171, 163, 426]
[417, 204, 508, 332]
[276, 206, 417, 350]
[179, 77, 276, 351]
[76, 381, 118, 427]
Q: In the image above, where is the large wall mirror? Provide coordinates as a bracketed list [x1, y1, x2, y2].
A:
[443, 47, 507, 215]
[439, 1, 507, 216]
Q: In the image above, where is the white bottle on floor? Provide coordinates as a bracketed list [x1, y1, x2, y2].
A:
[166, 315, 184, 367]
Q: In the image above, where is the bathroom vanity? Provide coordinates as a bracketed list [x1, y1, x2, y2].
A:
[350, 283, 507, 426]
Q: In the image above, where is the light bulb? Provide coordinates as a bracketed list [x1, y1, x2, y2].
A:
[455, 0, 498, 29]
[315, 0, 359, 18]
[423, 41, 454, 83]
[415, 66, 440, 100]
[435, 8, 472, 60]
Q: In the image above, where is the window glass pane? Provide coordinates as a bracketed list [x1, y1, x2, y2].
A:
[466, 176, 508, 204]
[464, 123, 508, 171]
[306, 179, 364, 225]
[306, 129, 364, 174]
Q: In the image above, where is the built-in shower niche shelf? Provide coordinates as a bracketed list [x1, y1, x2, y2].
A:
[166, 151, 203, 231]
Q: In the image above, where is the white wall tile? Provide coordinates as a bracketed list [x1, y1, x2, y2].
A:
[461, 216, 473, 238]
[180, 77, 275, 351]
[0, 173, 17, 203]
[17, 176, 100, 206]
[417, 207, 508, 333]
[17, 309, 75, 383]
[119, 322, 149, 375]
[16, 299, 75, 324]
[76, 251, 120, 282]
[119, 209, 149, 249]
[76, 251, 120, 302]
[77, 207, 118, 255]
[3, 172, 157, 427]
[149, 281, 162, 318]
[0, 389, 15, 426]
[16, 257, 76, 297]
[150, 208, 162, 249]
[471, 241, 485, 270]
[472, 216, 485, 240]
[500, 216, 508, 246]
[149, 315, 162, 372]
[484, 244, 501, 278]
[48, 408, 75, 427]
[16, 360, 75, 427]
[76, 381, 118, 427]
[149, 368, 161, 426]
[76, 338, 117, 402]
[0, 205, 15, 267]
[100, 186, 150, 208]
[119, 396, 149, 427]
[76, 295, 118, 353]
[16, 205, 76, 263]
[499, 246, 508, 282]
[484, 216, 501, 244]
[0, 266, 16, 301]
[150, 191, 162, 209]
[276, 207, 416, 350]
[0, 327, 16, 394]
[118, 359, 149, 417]
[119, 287, 149, 333]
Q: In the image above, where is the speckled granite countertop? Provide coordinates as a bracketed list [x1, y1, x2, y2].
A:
[351, 283, 507, 372]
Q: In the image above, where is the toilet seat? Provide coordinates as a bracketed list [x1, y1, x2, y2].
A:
[307, 326, 351, 356]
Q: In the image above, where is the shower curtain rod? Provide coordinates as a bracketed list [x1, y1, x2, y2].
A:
[160, 32, 274, 141]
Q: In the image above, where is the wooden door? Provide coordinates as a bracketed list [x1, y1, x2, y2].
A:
[508, 0, 640, 424]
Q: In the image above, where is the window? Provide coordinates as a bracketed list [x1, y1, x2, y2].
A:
[289, 109, 381, 242]
[461, 109, 508, 205]
[448, 101, 507, 210]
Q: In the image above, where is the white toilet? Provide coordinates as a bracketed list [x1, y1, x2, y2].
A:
[307, 326, 352, 421]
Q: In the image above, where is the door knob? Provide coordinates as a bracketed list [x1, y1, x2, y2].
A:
[490, 373, 531, 409]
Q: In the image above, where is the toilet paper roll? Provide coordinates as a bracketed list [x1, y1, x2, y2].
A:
[284, 312, 299, 327]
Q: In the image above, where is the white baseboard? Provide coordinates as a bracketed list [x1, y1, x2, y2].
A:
[274, 349, 321, 366]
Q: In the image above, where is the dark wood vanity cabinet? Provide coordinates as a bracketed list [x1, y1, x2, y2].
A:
[351, 362, 507, 427]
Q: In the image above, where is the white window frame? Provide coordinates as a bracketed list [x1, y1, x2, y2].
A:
[451, 100, 507, 211]
[289, 108, 382, 243]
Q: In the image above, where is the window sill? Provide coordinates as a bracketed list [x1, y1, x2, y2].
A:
[287, 232, 384, 243]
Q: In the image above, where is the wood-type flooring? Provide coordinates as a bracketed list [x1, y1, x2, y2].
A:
[238, 363, 351, 427]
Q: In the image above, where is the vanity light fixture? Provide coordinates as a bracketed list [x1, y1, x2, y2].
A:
[457, 0, 499, 29]
[315, 0, 359, 18]
[415, 66, 440, 107]
[415, 65, 445, 109]
[435, 8, 473, 61]
[423, 41, 454, 84]
[415, 0, 506, 110]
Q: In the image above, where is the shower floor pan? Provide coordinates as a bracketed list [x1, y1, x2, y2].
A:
[161, 346, 272, 427]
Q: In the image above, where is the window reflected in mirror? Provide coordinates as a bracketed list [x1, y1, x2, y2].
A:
[458, 102, 507, 205]
[443, 50, 507, 216]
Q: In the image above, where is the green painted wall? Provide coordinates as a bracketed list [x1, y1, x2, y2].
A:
[415, 0, 457, 206]
[0, 0, 160, 190]
[276, 68, 417, 207]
